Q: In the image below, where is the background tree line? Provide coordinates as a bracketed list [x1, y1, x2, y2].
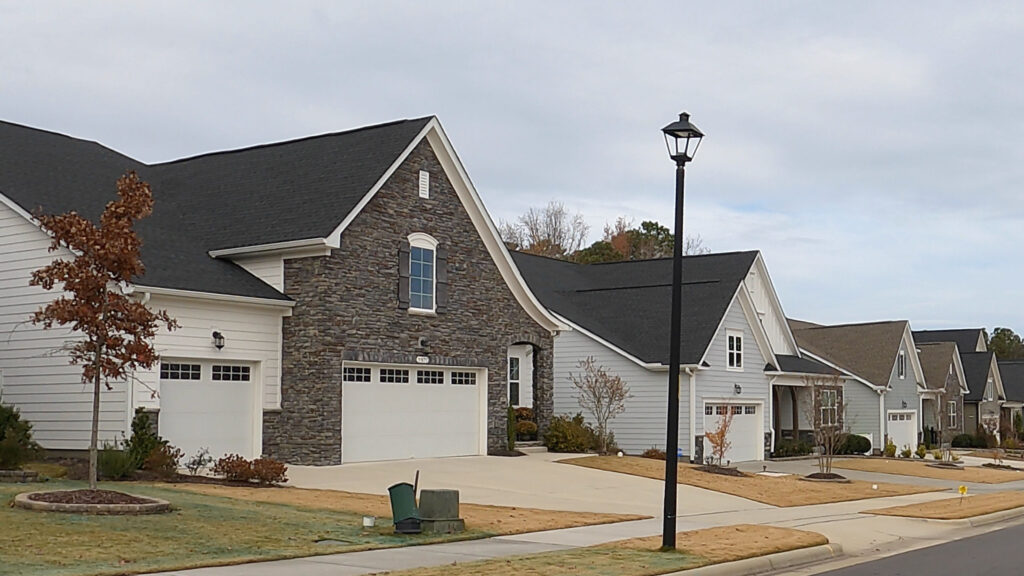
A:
[498, 201, 709, 263]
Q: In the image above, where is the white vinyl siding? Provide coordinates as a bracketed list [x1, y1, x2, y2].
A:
[743, 261, 797, 356]
[0, 202, 128, 449]
[232, 255, 284, 292]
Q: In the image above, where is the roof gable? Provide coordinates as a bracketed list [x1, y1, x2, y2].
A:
[962, 351, 1003, 401]
[792, 321, 912, 386]
[913, 328, 987, 353]
[999, 360, 1024, 403]
[917, 342, 965, 392]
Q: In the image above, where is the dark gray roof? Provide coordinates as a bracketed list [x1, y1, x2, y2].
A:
[961, 352, 996, 402]
[999, 361, 1024, 403]
[913, 329, 986, 353]
[792, 321, 908, 386]
[769, 354, 840, 376]
[0, 117, 433, 300]
[511, 251, 758, 365]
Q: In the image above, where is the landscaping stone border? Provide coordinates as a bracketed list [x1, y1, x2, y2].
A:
[0, 470, 39, 483]
[798, 477, 852, 484]
[13, 491, 171, 515]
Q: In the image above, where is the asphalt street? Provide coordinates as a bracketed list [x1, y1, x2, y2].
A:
[815, 521, 1024, 576]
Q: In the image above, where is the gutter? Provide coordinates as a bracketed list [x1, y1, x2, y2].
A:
[208, 237, 330, 258]
[130, 284, 296, 308]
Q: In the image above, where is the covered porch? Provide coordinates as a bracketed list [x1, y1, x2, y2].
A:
[772, 379, 815, 448]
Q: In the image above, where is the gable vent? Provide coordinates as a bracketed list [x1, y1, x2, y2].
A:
[418, 170, 430, 199]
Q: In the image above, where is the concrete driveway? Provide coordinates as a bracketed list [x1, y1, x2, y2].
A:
[287, 452, 768, 517]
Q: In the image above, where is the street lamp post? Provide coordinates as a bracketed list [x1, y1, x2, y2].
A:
[660, 111, 704, 550]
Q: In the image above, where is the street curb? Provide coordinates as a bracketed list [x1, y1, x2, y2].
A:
[664, 543, 843, 576]
[940, 506, 1024, 528]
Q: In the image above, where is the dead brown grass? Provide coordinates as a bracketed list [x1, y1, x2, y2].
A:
[866, 491, 1024, 519]
[161, 482, 647, 535]
[564, 456, 939, 507]
[832, 458, 1024, 484]
[383, 524, 828, 576]
[964, 450, 1024, 461]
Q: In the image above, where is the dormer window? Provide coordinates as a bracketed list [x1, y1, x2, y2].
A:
[897, 350, 906, 379]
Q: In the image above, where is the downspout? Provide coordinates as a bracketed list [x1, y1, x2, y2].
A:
[878, 389, 886, 453]
[768, 376, 777, 457]
[686, 367, 696, 462]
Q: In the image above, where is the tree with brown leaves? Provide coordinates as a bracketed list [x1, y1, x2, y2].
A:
[705, 404, 734, 467]
[30, 172, 177, 489]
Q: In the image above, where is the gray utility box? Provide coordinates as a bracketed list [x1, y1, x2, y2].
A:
[419, 489, 465, 534]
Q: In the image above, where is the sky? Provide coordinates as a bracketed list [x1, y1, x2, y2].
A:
[2, 2, 1023, 332]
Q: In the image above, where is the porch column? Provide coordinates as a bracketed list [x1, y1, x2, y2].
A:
[789, 386, 799, 438]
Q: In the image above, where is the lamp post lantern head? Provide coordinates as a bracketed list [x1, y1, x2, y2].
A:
[662, 112, 704, 165]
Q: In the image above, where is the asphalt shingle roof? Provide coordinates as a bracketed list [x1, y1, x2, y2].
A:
[961, 352, 996, 402]
[916, 342, 957, 391]
[999, 360, 1024, 403]
[913, 329, 986, 354]
[770, 354, 840, 376]
[511, 250, 758, 366]
[0, 117, 433, 300]
[792, 321, 908, 386]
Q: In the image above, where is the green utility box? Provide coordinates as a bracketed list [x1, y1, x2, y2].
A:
[388, 482, 422, 534]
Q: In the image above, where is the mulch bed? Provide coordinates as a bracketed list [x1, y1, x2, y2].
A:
[28, 489, 156, 505]
[806, 472, 847, 480]
[487, 449, 526, 457]
[696, 465, 747, 477]
[982, 463, 1020, 471]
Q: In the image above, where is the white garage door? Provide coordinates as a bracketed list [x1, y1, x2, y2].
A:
[159, 361, 257, 461]
[703, 403, 763, 463]
[887, 410, 918, 451]
[342, 363, 485, 463]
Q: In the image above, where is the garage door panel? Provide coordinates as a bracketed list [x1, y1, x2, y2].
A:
[342, 370, 482, 464]
[159, 363, 256, 461]
[703, 403, 762, 463]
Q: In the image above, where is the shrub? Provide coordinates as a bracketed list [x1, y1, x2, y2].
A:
[144, 444, 183, 479]
[213, 454, 255, 482]
[1003, 437, 1021, 450]
[773, 440, 813, 458]
[514, 407, 535, 422]
[0, 402, 41, 470]
[915, 444, 927, 459]
[883, 439, 897, 458]
[507, 405, 516, 451]
[126, 408, 165, 469]
[951, 453, 961, 462]
[98, 440, 136, 480]
[900, 446, 912, 459]
[185, 447, 213, 476]
[251, 458, 288, 485]
[516, 420, 538, 439]
[932, 449, 942, 460]
[952, 434, 974, 448]
[543, 413, 596, 453]
[837, 434, 871, 455]
[978, 431, 998, 448]
[641, 447, 666, 460]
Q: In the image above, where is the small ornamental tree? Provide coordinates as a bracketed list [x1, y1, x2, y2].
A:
[569, 357, 631, 454]
[802, 375, 849, 476]
[30, 172, 177, 489]
[705, 404, 734, 467]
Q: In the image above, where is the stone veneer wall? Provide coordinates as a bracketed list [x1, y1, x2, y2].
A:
[263, 140, 553, 465]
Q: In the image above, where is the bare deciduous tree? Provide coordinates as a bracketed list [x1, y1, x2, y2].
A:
[802, 375, 849, 476]
[498, 201, 589, 259]
[30, 172, 178, 489]
[569, 356, 630, 454]
[705, 404, 734, 467]
[684, 234, 711, 256]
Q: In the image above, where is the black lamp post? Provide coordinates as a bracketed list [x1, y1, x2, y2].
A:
[660, 111, 703, 550]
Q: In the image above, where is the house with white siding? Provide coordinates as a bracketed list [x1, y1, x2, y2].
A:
[513, 250, 841, 463]
[791, 320, 927, 452]
[0, 117, 566, 466]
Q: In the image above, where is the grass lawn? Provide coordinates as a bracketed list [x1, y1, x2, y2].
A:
[164, 482, 647, 534]
[382, 524, 828, 576]
[831, 458, 1024, 484]
[866, 491, 1024, 520]
[564, 456, 940, 507]
[0, 480, 639, 576]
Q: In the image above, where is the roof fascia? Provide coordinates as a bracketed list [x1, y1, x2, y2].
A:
[904, 324, 926, 387]
[798, 347, 882, 391]
[551, 312, 673, 371]
[0, 190, 38, 226]
[751, 252, 801, 355]
[952, 344, 970, 394]
[209, 238, 331, 258]
[735, 282, 779, 369]
[991, 354, 1006, 400]
[130, 284, 295, 309]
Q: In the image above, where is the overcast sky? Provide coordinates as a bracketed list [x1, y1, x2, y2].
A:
[3, 2, 1022, 332]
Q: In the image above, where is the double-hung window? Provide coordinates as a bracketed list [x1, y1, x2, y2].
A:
[897, 350, 906, 379]
[820, 389, 838, 427]
[948, 400, 957, 428]
[726, 330, 743, 371]
[407, 233, 437, 312]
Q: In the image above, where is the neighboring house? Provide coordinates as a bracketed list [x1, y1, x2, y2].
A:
[791, 321, 926, 452]
[513, 250, 841, 463]
[914, 328, 987, 354]
[999, 360, 1024, 437]
[959, 352, 1005, 437]
[916, 342, 968, 445]
[0, 117, 566, 465]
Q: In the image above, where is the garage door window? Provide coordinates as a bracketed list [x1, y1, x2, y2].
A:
[381, 369, 410, 383]
[343, 367, 372, 382]
[417, 370, 444, 384]
[212, 365, 250, 381]
[451, 372, 477, 385]
[731, 405, 743, 415]
[160, 363, 201, 380]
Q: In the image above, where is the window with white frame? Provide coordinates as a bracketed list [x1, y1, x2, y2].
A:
[380, 368, 410, 383]
[417, 370, 444, 385]
[343, 367, 372, 382]
[726, 330, 743, 370]
[408, 233, 437, 311]
[212, 365, 250, 381]
[897, 350, 906, 379]
[160, 363, 201, 380]
[704, 405, 713, 415]
[948, 400, 957, 428]
[451, 372, 477, 386]
[820, 389, 838, 426]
